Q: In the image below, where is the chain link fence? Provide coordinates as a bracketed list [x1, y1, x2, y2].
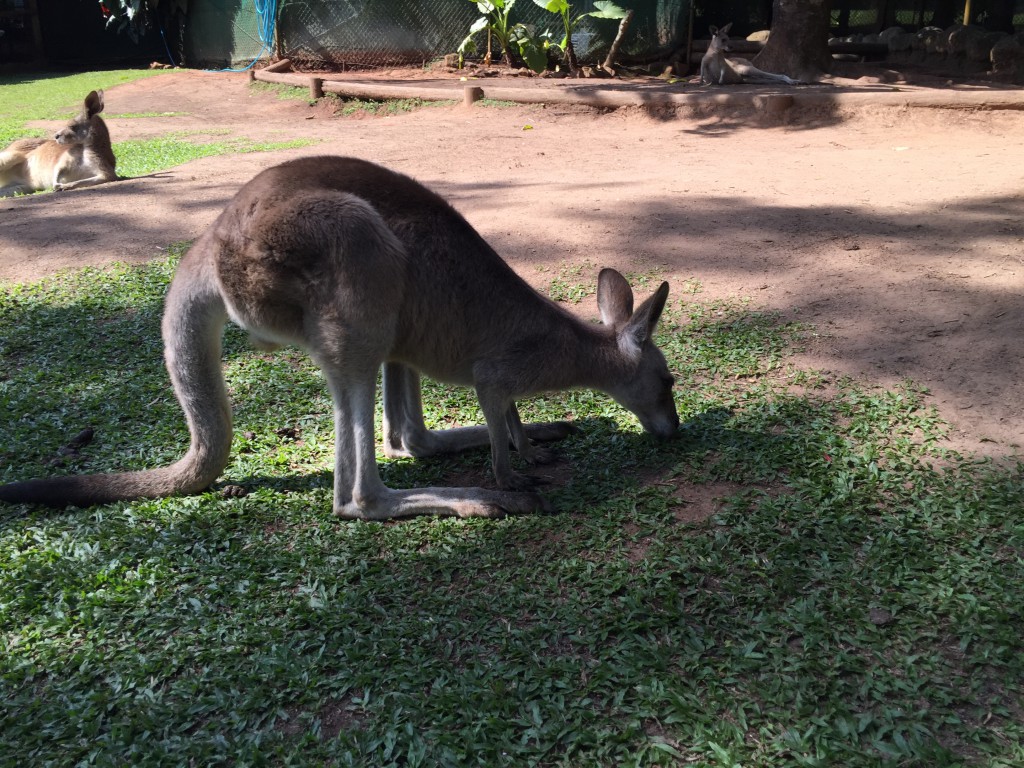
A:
[831, 0, 1024, 35]
[180, 0, 1024, 70]
[275, 0, 688, 70]
[186, 0, 266, 68]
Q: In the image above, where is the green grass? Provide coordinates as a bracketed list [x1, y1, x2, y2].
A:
[334, 96, 458, 117]
[478, 98, 519, 108]
[0, 70, 167, 146]
[0, 73, 319, 187]
[249, 80, 321, 103]
[249, 80, 458, 115]
[1, 258, 1022, 766]
[115, 135, 318, 178]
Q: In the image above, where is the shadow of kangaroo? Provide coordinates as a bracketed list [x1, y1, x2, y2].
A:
[0, 90, 117, 197]
[0, 156, 679, 519]
[700, 23, 799, 85]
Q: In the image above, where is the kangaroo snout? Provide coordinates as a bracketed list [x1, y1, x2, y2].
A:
[640, 407, 680, 440]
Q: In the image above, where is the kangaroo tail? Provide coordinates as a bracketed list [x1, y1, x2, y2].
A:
[0, 241, 233, 509]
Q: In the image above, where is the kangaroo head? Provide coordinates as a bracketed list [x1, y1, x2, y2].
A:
[54, 90, 104, 145]
[708, 22, 733, 53]
[597, 268, 679, 439]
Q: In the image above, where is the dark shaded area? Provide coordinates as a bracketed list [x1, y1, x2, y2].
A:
[1, 335, 1021, 761]
[35, 0, 165, 67]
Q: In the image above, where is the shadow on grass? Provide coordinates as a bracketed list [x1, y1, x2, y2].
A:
[2, 389, 1020, 764]
[1, 252, 1023, 765]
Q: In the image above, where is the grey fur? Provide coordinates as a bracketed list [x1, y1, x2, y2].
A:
[0, 157, 679, 519]
[700, 23, 800, 86]
[0, 90, 117, 197]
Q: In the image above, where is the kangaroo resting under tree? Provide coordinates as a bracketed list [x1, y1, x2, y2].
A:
[0, 156, 679, 519]
[700, 23, 799, 86]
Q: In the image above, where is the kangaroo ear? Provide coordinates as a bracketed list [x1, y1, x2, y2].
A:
[85, 90, 104, 116]
[621, 281, 670, 352]
[597, 268, 634, 326]
[709, 25, 719, 35]
[721, 22, 732, 34]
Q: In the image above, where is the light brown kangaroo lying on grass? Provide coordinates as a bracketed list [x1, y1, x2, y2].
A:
[0, 156, 679, 519]
[0, 90, 117, 197]
[699, 23, 799, 86]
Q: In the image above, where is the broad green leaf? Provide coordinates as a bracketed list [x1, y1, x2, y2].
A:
[534, 0, 568, 13]
[518, 38, 548, 73]
[458, 32, 479, 56]
[589, 0, 629, 18]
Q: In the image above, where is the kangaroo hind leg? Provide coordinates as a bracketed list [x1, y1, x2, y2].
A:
[382, 362, 575, 460]
[334, 359, 547, 519]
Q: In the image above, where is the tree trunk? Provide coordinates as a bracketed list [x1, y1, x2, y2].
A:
[564, 38, 581, 74]
[753, 0, 832, 82]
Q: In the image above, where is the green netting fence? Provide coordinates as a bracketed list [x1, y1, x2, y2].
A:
[275, 0, 689, 69]
[184, 0, 689, 69]
[185, 0, 267, 68]
[181, 0, 1024, 70]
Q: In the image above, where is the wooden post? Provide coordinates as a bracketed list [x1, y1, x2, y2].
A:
[464, 85, 484, 106]
[25, 0, 45, 65]
[310, 77, 324, 100]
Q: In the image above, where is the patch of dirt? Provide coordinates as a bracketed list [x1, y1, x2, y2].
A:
[276, 697, 363, 740]
[671, 481, 759, 525]
[1, 68, 1021, 459]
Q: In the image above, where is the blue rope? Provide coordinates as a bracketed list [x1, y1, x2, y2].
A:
[208, 0, 278, 73]
[158, 20, 178, 68]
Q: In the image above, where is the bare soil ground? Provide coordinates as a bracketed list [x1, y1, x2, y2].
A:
[1, 68, 1021, 458]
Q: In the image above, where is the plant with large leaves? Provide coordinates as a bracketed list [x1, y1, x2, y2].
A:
[533, 0, 628, 73]
[99, 0, 187, 41]
[459, 0, 547, 72]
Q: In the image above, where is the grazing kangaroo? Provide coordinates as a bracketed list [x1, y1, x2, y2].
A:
[700, 23, 799, 86]
[0, 90, 117, 197]
[0, 156, 679, 519]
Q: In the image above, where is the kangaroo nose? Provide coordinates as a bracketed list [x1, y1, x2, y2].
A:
[643, 410, 680, 440]
[656, 417, 680, 439]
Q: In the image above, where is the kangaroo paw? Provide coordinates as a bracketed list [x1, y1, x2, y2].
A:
[333, 487, 549, 519]
[480, 491, 552, 517]
[496, 470, 539, 492]
[522, 443, 558, 466]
